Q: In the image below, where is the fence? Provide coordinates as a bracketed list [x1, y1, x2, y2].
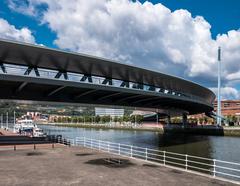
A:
[70, 137, 240, 183]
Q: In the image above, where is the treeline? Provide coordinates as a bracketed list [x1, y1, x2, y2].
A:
[52, 115, 144, 124]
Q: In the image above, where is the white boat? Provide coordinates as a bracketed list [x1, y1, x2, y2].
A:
[14, 119, 45, 137]
[33, 127, 45, 137]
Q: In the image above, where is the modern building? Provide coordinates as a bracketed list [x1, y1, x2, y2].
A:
[95, 108, 124, 117]
[213, 100, 240, 116]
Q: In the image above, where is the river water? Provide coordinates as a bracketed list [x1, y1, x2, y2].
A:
[39, 124, 240, 163]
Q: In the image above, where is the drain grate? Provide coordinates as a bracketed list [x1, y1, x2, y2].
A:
[75, 153, 93, 156]
[26, 152, 44, 156]
[85, 158, 134, 168]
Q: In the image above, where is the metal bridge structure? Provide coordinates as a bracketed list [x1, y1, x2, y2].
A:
[0, 39, 215, 118]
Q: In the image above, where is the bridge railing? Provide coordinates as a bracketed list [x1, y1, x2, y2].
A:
[73, 137, 240, 183]
[1, 64, 209, 104]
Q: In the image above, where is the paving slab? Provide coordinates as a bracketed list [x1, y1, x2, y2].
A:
[0, 146, 238, 186]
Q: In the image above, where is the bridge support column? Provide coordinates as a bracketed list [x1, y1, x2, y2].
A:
[182, 113, 188, 127]
[167, 115, 171, 126]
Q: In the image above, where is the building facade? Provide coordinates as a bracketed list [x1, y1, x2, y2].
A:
[213, 100, 240, 116]
[95, 108, 124, 117]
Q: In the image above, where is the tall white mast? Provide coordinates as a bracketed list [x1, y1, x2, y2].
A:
[217, 47, 221, 126]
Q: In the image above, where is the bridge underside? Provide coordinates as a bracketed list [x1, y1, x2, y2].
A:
[0, 74, 212, 116]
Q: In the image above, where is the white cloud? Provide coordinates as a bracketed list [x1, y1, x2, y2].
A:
[210, 87, 240, 100]
[0, 18, 35, 43]
[7, 0, 240, 99]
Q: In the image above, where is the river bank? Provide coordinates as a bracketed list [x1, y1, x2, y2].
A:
[39, 123, 240, 137]
[44, 123, 164, 133]
[223, 127, 240, 136]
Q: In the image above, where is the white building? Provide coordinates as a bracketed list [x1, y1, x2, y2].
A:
[95, 108, 124, 117]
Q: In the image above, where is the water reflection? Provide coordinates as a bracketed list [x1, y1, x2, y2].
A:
[39, 125, 240, 162]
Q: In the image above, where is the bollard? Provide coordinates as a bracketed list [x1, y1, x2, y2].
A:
[14, 145, 16, 151]
[185, 154, 188, 170]
[163, 151, 166, 166]
[34, 144, 36, 150]
[213, 159, 216, 177]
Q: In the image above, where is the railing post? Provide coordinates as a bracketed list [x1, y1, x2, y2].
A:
[34, 144, 36, 150]
[14, 145, 16, 151]
[185, 154, 188, 170]
[91, 139, 93, 149]
[213, 159, 216, 177]
[163, 151, 166, 165]
[83, 137, 85, 147]
[98, 140, 100, 151]
[145, 148, 148, 161]
[130, 146, 133, 157]
[118, 143, 120, 155]
[108, 142, 110, 152]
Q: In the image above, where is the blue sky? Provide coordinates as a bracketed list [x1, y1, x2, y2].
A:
[0, 0, 240, 99]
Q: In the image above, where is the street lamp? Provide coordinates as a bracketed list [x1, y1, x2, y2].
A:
[217, 47, 221, 126]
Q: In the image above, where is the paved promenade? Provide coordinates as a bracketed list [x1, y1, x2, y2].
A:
[0, 146, 237, 186]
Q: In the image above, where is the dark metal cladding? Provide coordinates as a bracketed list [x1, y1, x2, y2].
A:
[0, 39, 216, 115]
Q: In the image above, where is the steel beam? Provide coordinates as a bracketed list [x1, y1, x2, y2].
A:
[15, 82, 28, 93]
[0, 63, 6, 73]
[97, 92, 121, 101]
[132, 83, 143, 90]
[102, 78, 112, 85]
[148, 86, 155, 91]
[54, 71, 68, 80]
[132, 96, 159, 104]
[24, 66, 40, 76]
[116, 94, 144, 103]
[74, 89, 97, 99]
[48, 86, 65, 96]
[120, 81, 129, 88]
[24, 67, 32, 75]
[80, 75, 92, 83]
[34, 67, 40, 77]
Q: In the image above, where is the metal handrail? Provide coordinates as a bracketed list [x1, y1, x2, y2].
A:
[74, 137, 240, 183]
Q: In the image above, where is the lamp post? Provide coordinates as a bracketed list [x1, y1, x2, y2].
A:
[0, 115, 2, 128]
[6, 112, 8, 129]
[217, 47, 221, 126]
[14, 111, 16, 125]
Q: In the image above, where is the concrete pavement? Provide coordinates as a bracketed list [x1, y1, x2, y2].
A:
[0, 146, 237, 186]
